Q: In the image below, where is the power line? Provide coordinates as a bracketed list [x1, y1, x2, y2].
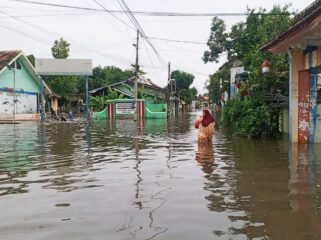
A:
[0, 23, 53, 45]
[10, 0, 295, 17]
[0, 12, 94, 19]
[141, 38, 163, 84]
[0, 9, 133, 64]
[149, 37, 206, 45]
[91, 0, 135, 31]
[116, 0, 165, 64]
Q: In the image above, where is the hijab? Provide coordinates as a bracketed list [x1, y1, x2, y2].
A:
[202, 109, 215, 127]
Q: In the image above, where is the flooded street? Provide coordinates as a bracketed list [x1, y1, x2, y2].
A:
[1, 113, 321, 240]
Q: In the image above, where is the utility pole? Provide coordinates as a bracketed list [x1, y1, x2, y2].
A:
[133, 29, 139, 121]
[167, 62, 171, 116]
[40, 76, 45, 121]
[13, 61, 16, 123]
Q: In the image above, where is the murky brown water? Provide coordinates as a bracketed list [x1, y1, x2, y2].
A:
[1, 113, 321, 240]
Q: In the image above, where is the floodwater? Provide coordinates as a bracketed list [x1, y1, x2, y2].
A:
[0, 113, 321, 240]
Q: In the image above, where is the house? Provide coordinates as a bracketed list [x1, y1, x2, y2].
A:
[0, 50, 52, 121]
[90, 76, 166, 102]
[90, 76, 168, 119]
[261, 0, 321, 143]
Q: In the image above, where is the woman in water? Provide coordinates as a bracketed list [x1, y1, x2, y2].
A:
[195, 109, 215, 142]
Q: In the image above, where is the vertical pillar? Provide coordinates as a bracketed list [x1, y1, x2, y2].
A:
[107, 101, 114, 119]
[86, 75, 90, 120]
[137, 100, 145, 119]
[309, 49, 318, 143]
[289, 49, 304, 143]
[40, 76, 45, 121]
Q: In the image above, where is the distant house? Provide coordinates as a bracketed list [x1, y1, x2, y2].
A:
[0, 50, 52, 120]
[90, 76, 166, 102]
[261, 0, 321, 143]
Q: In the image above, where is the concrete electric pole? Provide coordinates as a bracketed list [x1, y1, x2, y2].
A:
[133, 29, 139, 121]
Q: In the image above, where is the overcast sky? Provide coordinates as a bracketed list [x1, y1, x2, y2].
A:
[0, 0, 315, 93]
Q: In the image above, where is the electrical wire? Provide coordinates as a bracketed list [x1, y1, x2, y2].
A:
[141, 39, 163, 84]
[10, 0, 295, 17]
[149, 37, 206, 45]
[0, 9, 133, 65]
[116, 0, 165, 64]
[0, 12, 94, 19]
[91, 0, 135, 31]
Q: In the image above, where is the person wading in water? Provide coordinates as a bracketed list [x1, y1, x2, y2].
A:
[195, 109, 215, 142]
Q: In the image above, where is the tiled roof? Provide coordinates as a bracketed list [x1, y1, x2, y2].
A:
[0, 50, 21, 72]
[293, 0, 321, 24]
[261, 0, 321, 51]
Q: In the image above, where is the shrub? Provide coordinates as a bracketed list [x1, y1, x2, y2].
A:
[222, 97, 279, 138]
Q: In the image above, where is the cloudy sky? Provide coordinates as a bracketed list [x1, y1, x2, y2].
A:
[0, 0, 315, 93]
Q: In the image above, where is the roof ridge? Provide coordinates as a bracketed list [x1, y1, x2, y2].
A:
[293, 0, 321, 23]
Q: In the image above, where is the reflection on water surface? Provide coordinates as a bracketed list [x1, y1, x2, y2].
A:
[0, 114, 321, 240]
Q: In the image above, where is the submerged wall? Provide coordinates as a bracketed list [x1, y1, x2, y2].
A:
[280, 107, 289, 134]
[315, 104, 321, 143]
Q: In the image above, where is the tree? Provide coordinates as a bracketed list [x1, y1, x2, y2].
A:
[206, 62, 231, 104]
[203, 5, 293, 138]
[44, 38, 78, 108]
[51, 38, 70, 59]
[77, 66, 135, 94]
[170, 70, 194, 91]
[170, 70, 197, 104]
[203, 6, 292, 65]
[203, 17, 229, 63]
[179, 87, 198, 105]
[27, 54, 35, 67]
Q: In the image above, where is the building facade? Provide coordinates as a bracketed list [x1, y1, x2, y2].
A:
[262, 0, 321, 143]
[0, 51, 51, 121]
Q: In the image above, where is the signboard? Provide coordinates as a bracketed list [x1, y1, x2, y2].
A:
[35, 58, 93, 76]
[115, 101, 136, 115]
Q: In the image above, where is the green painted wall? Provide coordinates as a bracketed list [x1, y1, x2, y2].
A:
[279, 108, 289, 134]
[145, 103, 167, 119]
[0, 58, 39, 93]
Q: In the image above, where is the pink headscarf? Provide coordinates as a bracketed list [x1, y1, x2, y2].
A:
[202, 110, 215, 127]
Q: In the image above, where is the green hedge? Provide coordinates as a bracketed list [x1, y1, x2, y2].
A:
[222, 97, 279, 138]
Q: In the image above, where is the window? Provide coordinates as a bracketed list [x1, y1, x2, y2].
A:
[16, 61, 22, 70]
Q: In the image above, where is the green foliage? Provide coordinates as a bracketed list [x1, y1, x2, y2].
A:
[90, 95, 108, 111]
[76, 66, 134, 99]
[207, 63, 231, 104]
[27, 54, 35, 67]
[170, 70, 194, 91]
[180, 87, 198, 104]
[90, 88, 124, 111]
[89, 66, 134, 90]
[51, 38, 70, 59]
[203, 5, 293, 64]
[43, 38, 79, 106]
[107, 87, 124, 100]
[169, 70, 197, 104]
[204, 5, 293, 138]
[203, 17, 229, 63]
[222, 97, 278, 138]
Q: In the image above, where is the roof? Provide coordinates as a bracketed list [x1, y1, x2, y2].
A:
[0, 50, 52, 95]
[0, 51, 21, 71]
[127, 76, 163, 89]
[261, 0, 321, 53]
[90, 76, 164, 95]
